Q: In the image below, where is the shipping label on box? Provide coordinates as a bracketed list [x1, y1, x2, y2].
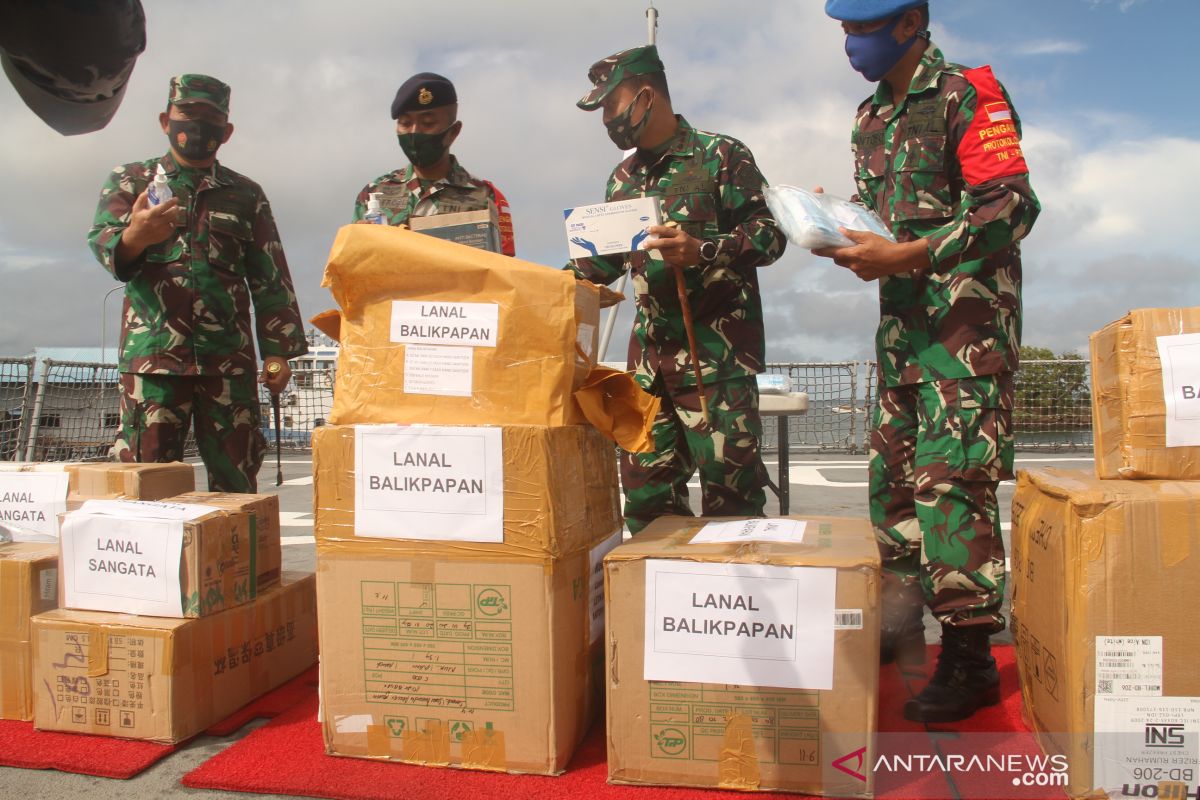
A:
[564, 197, 662, 260]
[0, 472, 69, 542]
[33, 573, 317, 743]
[1156, 332, 1200, 447]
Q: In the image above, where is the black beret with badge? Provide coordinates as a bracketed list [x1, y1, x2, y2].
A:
[390, 72, 457, 118]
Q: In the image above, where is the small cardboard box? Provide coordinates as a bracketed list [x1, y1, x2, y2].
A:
[171, 491, 282, 592]
[314, 225, 599, 428]
[604, 516, 879, 796]
[1091, 307, 1200, 479]
[564, 197, 662, 260]
[60, 500, 255, 618]
[68, 461, 197, 500]
[316, 541, 605, 775]
[409, 207, 502, 253]
[0, 543, 58, 720]
[1011, 468, 1200, 797]
[312, 423, 620, 558]
[32, 572, 317, 743]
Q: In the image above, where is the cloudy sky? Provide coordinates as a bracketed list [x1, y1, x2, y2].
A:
[0, 0, 1196, 364]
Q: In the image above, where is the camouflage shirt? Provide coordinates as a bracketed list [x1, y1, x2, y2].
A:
[352, 155, 498, 225]
[88, 152, 308, 376]
[569, 116, 786, 392]
[852, 41, 1040, 387]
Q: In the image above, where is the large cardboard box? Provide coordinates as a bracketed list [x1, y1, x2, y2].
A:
[0, 543, 58, 720]
[33, 572, 317, 743]
[312, 423, 620, 558]
[1011, 468, 1200, 797]
[1091, 307, 1200, 479]
[68, 462, 196, 500]
[60, 501, 255, 618]
[604, 516, 879, 796]
[171, 491, 282, 592]
[317, 541, 605, 775]
[314, 225, 599, 427]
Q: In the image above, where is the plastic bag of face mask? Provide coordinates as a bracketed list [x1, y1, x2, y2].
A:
[765, 185, 895, 249]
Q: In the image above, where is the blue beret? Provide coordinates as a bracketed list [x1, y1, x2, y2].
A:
[824, 0, 927, 23]
[391, 72, 456, 118]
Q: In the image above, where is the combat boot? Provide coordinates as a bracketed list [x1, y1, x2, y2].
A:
[903, 626, 1000, 723]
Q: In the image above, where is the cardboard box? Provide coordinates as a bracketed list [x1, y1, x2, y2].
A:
[312, 423, 620, 558]
[1011, 468, 1200, 797]
[410, 207, 502, 253]
[316, 541, 604, 775]
[0, 543, 58, 720]
[314, 225, 599, 427]
[171, 491, 282, 592]
[1091, 307, 1200, 479]
[69, 461, 197, 500]
[60, 501, 255, 618]
[32, 572, 316, 743]
[564, 197, 662, 260]
[604, 516, 879, 796]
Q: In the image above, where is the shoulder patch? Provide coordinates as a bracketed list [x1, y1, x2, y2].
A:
[958, 65, 1029, 185]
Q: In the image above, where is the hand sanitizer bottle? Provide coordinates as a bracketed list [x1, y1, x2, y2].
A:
[147, 163, 173, 206]
[364, 192, 386, 224]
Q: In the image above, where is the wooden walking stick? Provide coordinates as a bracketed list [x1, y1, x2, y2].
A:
[660, 220, 709, 423]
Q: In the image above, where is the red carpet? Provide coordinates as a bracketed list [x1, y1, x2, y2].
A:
[184, 646, 1065, 799]
[0, 664, 318, 779]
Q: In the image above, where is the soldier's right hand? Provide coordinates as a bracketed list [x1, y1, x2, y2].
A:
[123, 191, 180, 253]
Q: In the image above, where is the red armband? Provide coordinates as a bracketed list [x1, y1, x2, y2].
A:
[958, 66, 1030, 185]
[483, 180, 516, 257]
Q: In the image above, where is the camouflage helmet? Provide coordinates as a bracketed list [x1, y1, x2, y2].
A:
[168, 74, 230, 115]
[577, 45, 664, 111]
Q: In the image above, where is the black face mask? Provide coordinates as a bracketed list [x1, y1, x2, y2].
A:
[168, 118, 224, 161]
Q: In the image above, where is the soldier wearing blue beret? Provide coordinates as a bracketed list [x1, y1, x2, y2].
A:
[352, 72, 515, 255]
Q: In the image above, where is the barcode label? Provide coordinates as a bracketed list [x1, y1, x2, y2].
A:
[834, 609, 863, 630]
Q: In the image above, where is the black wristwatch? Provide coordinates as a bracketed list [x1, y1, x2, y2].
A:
[698, 238, 719, 266]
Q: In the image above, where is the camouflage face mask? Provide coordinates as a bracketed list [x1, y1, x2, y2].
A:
[397, 126, 453, 168]
[604, 88, 653, 151]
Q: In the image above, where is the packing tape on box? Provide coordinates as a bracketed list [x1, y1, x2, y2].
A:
[717, 713, 762, 790]
[402, 718, 452, 765]
[366, 723, 391, 758]
[86, 629, 109, 677]
[460, 727, 507, 771]
[0, 640, 26, 718]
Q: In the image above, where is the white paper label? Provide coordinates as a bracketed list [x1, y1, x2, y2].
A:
[1093, 695, 1200, 793]
[1096, 636, 1163, 696]
[354, 425, 503, 542]
[576, 323, 597, 363]
[0, 472, 69, 539]
[1157, 333, 1200, 447]
[78, 498, 219, 522]
[643, 560, 836, 690]
[834, 609, 864, 630]
[689, 518, 807, 545]
[390, 301, 498, 348]
[60, 512, 185, 616]
[403, 344, 473, 397]
[39, 567, 57, 601]
[588, 529, 623, 644]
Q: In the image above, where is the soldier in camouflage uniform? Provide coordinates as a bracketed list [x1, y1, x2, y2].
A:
[569, 45, 786, 534]
[818, 1, 1040, 722]
[87, 74, 307, 493]
[352, 72, 515, 256]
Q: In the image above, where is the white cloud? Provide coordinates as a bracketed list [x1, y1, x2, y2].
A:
[1013, 39, 1086, 56]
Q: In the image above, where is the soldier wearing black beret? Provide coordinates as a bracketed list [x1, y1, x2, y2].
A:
[353, 71, 515, 256]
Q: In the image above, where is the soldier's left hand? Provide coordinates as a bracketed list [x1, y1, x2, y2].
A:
[812, 229, 930, 282]
[259, 357, 291, 395]
[642, 225, 702, 268]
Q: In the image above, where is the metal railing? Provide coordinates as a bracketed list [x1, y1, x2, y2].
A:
[4, 358, 1093, 461]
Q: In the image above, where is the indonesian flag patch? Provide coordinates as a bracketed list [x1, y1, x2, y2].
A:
[958, 66, 1029, 185]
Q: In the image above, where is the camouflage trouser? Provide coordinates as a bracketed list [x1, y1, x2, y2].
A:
[621, 374, 767, 534]
[115, 373, 267, 493]
[869, 373, 1013, 633]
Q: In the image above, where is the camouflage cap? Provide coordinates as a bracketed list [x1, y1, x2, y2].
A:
[576, 45, 664, 111]
[168, 74, 230, 115]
